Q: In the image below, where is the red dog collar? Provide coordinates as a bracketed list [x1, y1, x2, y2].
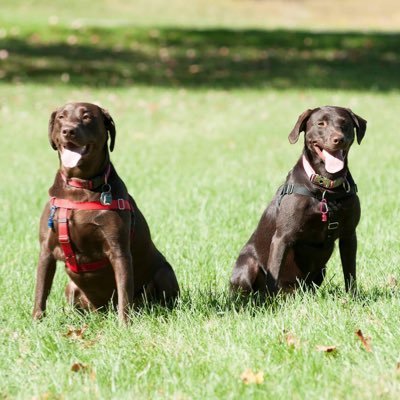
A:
[60, 164, 112, 190]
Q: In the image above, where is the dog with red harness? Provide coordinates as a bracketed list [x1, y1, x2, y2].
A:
[33, 102, 179, 323]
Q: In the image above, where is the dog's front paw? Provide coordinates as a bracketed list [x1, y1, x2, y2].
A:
[32, 309, 46, 320]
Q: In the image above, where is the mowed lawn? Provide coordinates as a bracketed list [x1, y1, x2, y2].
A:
[1, 1, 400, 399]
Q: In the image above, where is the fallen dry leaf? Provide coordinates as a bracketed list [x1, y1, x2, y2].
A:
[82, 338, 98, 348]
[316, 345, 338, 354]
[189, 64, 201, 74]
[71, 362, 88, 372]
[218, 46, 230, 56]
[67, 35, 78, 45]
[240, 368, 264, 385]
[283, 330, 301, 349]
[65, 325, 88, 340]
[0, 49, 9, 60]
[355, 329, 372, 352]
[387, 275, 398, 288]
[31, 392, 51, 400]
[90, 369, 97, 382]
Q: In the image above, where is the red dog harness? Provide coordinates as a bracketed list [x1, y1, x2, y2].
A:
[49, 196, 133, 273]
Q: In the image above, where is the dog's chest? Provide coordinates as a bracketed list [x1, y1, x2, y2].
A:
[297, 197, 360, 242]
[68, 210, 105, 244]
[50, 209, 109, 259]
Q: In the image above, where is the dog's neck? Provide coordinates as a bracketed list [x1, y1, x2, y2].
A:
[61, 163, 111, 190]
[302, 151, 348, 190]
[49, 154, 114, 201]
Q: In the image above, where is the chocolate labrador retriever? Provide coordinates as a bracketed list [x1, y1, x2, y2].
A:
[230, 106, 366, 295]
[33, 102, 179, 323]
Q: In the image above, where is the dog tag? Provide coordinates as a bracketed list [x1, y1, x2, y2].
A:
[100, 184, 112, 205]
[319, 199, 328, 223]
[100, 191, 112, 205]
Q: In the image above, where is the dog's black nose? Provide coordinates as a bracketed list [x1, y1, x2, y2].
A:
[61, 126, 76, 137]
[332, 133, 344, 145]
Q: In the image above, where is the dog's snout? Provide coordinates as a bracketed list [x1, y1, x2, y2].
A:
[61, 126, 76, 137]
[331, 132, 345, 145]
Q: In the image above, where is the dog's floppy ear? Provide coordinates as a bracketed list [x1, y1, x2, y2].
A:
[48, 110, 58, 150]
[345, 108, 367, 144]
[101, 108, 116, 152]
[288, 109, 315, 144]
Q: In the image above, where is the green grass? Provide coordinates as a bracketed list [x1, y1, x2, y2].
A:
[1, 1, 400, 399]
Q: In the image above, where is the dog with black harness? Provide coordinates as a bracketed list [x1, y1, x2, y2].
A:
[230, 106, 366, 295]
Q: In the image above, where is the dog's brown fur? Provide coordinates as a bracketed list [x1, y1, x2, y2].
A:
[33, 102, 179, 322]
[230, 106, 366, 295]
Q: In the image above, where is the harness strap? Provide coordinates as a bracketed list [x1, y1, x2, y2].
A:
[278, 183, 357, 205]
[50, 197, 133, 211]
[50, 197, 133, 273]
[57, 207, 77, 271]
[277, 182, 357, 234]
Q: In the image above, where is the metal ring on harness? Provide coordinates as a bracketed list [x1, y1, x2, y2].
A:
[343, 179, 351, 193]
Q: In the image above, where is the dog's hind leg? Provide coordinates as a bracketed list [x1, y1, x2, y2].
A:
[230, 247, 266, 294]
[148, 260, 180, 304]
[65, 281, 96, 311]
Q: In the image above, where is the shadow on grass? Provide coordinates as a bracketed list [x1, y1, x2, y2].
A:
[43, 283, 399, 323]
[132, 283, 399, 319]
[1, 26, 400, 89]
[134, 288, 281, 318]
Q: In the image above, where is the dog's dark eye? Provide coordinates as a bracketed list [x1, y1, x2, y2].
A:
[58, 115, 64, 120]
[317, 121, 327, 127]
[82, 114, 91, 121]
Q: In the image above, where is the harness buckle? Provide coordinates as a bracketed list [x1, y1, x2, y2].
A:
[278, 184, 294, 206]
[117, 199, 125, 210]
[327, 222, 339, 230]
[311, 174, 331, 189]
[59, 234, 70, 243]
[343, 179, 351, 193]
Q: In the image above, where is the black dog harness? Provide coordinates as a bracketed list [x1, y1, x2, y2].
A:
[278, 172, 358, 232]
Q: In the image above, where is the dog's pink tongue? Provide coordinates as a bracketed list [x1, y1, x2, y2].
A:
[322, 149, 344, 173]
[61, 148, 83, 168]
